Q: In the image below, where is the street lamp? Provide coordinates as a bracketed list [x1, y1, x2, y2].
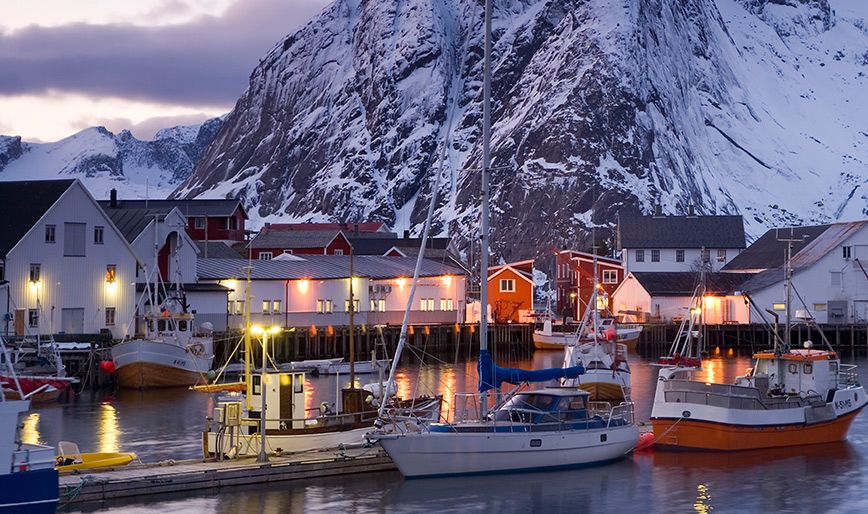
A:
[250, 325, 281, 463]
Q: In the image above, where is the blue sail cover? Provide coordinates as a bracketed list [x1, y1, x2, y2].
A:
[477, 349, 585, 393]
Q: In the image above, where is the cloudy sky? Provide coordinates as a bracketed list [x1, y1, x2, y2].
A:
[0, 0, 331, 143]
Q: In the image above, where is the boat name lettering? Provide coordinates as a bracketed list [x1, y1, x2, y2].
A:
[835, 399, 852, 410]
[173, 359, 187, 366]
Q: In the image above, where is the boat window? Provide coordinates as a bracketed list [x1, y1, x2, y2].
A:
[830, 362, 839, 376]
[158, 319, 166, 332]
[504, 394, 556, 411]
[803, 363, 813, 375]
[788, 363, 798, 374]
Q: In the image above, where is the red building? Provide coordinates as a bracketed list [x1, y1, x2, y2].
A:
[553, 250, 624, 321]
[487, 260, 535, 323]
[246, 229, 352, 259]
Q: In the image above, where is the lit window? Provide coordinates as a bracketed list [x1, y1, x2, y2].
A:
[500, 279, 515, 292]
[105, 307, 116, 326]
[273, 300, 281, 314]
[262, 300, 270, 313]
[441, 298, 453, 311]
[773, 303, 786, 310]
[94, 226, 104, 245]
[813, 303, 827, 311]
[635, 250, 644, 262]
[378, 299, 385, 312]
[228, 300, 234, 313]
[45, 225, 56, 243]
[651, 250, 660, 262]
[29, 263, 41, 282]
[259, 252, 273, 260]
[106, 265, 116, 283]
[317, 300, 333, 313]
[420, 298, 434, 311]
[235, 300, 245, 314]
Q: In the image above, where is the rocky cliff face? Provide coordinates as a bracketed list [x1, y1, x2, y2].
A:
[176, 0, 868, 263]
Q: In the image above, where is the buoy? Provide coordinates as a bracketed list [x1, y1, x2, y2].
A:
[100, 360, 116, 374]
[207, 370, 216, 380]
[605, 328, 616, 341]
[635, 432, 655, 451]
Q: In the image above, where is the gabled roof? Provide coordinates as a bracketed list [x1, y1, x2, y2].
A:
[722, 225, 832, 272]
[195, 241, 245, 259]
[198, 255, 466, 281]
[488, 265, 534, 284]
[101, 207, 170, 243]
[267, 222, 388, 232]
[98, 198, 246, 219]
[619, 214, 746, 250]
[348, 235, 450, 255]
[627, 271, 755, 297]
[248, 230, 347, 250]
[0, 179, 75, 256]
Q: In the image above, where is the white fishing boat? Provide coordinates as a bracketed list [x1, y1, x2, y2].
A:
[585, 316, 643, 350]
[1, 339, 59, 513]
[368, 0, 638, 476]
[281, 357, 391, 375]
[532, 316, 581, 350]
[650, 248, 867, 451]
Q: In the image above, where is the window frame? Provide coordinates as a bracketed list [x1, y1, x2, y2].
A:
[45, 225, 56, 243]
[635, 250, 644, 263]
[500, 279, 515, 292]
[651, 249, 660, 262]
[675, 249, 685, 263]
[105, 307, 116, 326]
[94, 226, 105, 245]
[259, 252, 273, 260]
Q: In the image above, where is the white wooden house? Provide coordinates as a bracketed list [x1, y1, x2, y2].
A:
[197, 255, 467, 329]
[619, 210, 746, 273]
[612, 271, 752, 324]
[724, 222, 868, 324]
[0, 179, 140, 339]
[99, 201, 231, 331]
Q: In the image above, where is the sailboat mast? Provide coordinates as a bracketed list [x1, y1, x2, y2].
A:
[480, 0, 491, 355]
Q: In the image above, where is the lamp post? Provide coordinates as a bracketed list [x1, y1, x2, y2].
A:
[251, 325, 281, 463]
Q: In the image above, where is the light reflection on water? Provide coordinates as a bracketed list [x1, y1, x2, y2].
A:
[27, 349, 868, 513]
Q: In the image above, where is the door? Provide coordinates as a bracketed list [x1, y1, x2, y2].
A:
[61, 308, 85, 334]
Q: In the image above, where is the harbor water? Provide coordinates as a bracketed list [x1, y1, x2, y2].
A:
[23, 347, 868, 513]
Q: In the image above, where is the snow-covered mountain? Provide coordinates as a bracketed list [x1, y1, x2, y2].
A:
[173, 0, 868, 263]
[0, 117, 223, 201]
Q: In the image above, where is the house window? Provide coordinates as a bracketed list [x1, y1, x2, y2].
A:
[602, 270, 618, 284]
[717, 249, 726, 263]
[773, 303, 786, 310]
[813, 303, 827, 311]
[225, 217, 237, 230]
[420, 298, 434, 311]
[317, 300, 333, 313]
[259, 252, 273, 260]
[94, 226, 104, 244]
[843, 246, 852, 259]
[272, 300, 281, 314]
[635, 250, 644, 262]
[651, 250, 660, 262]
[195, 217, 205, 229]
[64, 223, 86, 256]
[500, 279, 515, 292]
[28, 309, 38, 327]
[262, 300, 270, 313]
[831, 272, 842, 286]
[105, 307, 116, 326]
[45, 225, 56, 243]
[441, 298, 453, 311]
[106, 265, 116, 283]
[29, 263, 41, 282]
[334, 249, 344, 256]
[228, 300, 234, 313]
[235, 300, 245, 314]
[371, 299, 386, 312]
[676, 249, 685, 262]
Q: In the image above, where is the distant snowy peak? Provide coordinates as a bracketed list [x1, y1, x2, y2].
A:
[0, 118, 224, 201]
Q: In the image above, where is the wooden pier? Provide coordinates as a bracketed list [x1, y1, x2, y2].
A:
[59, 446, 395, 505]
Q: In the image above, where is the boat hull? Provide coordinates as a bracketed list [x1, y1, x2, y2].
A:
[376, 424, 638, 478]
[56, 452, 137, 472]
[577, 377, 630, 402]
[204, 425, 371, 457]
[112, 339, 213, 388]
[532, 331, 579, 350]
[0, 467, 58, 514]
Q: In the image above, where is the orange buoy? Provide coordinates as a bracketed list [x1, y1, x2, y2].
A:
[635, 432, 655, 452]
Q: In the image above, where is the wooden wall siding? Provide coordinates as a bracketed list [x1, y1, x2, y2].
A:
[5, 183, 137, 339]
[487, 268, 533, 323]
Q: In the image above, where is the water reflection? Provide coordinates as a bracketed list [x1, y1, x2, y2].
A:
[21, 412, 42, 445]
[99, 402, 120, 453]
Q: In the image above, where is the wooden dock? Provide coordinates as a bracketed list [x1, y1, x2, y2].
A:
[58, 446, 395, 505]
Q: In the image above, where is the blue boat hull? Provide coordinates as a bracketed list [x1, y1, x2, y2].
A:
[0, 467, 58, 514]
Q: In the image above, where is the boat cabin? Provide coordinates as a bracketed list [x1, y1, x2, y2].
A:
[735, 348, 841, 397]
[491, 388, 592, 424]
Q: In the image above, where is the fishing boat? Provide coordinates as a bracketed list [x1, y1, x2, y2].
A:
[367, 0, 639, 477]
[532, 316, 581, 350]
[1, 342, 58, 513]
[280, 357, 390, 375]
[111, 280, 214, 389]
[54, 441, 137, 472]
[585, 316, 642, 350]
[650, 251, 867, 451]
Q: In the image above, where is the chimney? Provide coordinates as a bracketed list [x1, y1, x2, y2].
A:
[354, 224, 359, 234]
[654, 205, 663, 217]
[688, 205, 695, 216]
[403, 230, 410, 239]
[110, 189, 118, 208]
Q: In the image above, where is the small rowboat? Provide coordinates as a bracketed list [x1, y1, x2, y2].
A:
[55, 442, 137, 472]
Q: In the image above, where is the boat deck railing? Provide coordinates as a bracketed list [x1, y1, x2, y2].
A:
[662, 379, 822, 410]
[839, 364, 859, 386]
[448, 393, 634, 430]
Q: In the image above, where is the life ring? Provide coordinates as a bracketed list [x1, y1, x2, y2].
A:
[188, 342, 206, 357]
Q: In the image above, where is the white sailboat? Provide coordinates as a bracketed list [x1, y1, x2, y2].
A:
[367, 0, 638, 477]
